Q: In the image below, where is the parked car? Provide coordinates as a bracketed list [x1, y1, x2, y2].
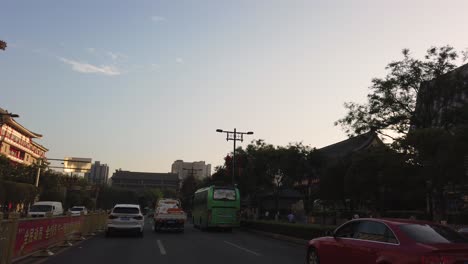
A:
[28, 201, 63, 217]
[459, 227, 468, 238]
[106, 204, 144, 237]
[306, 218, 468, 264]
[69, 206, 88, 216]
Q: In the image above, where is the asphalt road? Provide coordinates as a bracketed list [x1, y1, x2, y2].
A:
[42, 221, 306, 264]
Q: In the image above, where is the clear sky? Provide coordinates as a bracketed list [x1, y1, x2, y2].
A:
[1, 0, 468, 175]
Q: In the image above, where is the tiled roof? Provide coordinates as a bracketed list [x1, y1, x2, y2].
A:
[319, 131, 382, 159]
[0, 107, 43, 138]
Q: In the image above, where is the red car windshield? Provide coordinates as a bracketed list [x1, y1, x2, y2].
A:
[400, 224, 468, 244]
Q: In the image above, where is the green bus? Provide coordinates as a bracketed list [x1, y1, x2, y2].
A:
[192, 185, 240, 230]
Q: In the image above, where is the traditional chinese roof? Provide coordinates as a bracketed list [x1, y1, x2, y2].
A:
[0, 107, 43, 138]
[318, 131, 383, 160]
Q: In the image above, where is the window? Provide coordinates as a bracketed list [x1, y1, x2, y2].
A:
[213, 188, 236, 201]
[400, 224, 468, 244]
[335, 221, 360, 238]
[113, 207, 140, 214]
[354, 221, 398, 244]
[30, 205, 52, 212]
[194, 190, 208, 207]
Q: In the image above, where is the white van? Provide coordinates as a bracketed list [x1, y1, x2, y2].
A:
[28, 201, 64, 217]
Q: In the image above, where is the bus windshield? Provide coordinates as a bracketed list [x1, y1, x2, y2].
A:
[213, 188, 236, 201]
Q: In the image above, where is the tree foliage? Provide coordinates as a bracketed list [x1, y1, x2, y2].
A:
[179, 175, 199, 210]
[336, 46, 459, 138]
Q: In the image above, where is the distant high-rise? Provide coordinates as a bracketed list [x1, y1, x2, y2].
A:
[85, 161, 109, 185]
[171, 160, 211, 181]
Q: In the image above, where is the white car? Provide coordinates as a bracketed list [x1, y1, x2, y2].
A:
[69, 206, 88, 216]
[106, 204, 144, 237]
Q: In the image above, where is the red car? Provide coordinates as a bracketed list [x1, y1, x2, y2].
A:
[306, 218, 468, 264]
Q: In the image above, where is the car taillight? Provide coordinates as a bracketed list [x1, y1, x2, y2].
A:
[108, 215, 118, 219]
[134, 216, 143, 220]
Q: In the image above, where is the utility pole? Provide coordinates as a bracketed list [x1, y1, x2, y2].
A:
[216, 128, 254, 185]
[35, 159, 42, 187]
[183, 166, 202, 179]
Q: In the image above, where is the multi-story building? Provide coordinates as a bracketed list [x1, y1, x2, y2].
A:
[85, 161, 109, 185]
[0, 107, 48, 165]
[111, 170, 179, 192]
[171, 160, 211, 180]
[414, 63, 468, 129]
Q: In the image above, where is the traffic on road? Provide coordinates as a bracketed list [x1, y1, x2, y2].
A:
[43, 222, 305, 264]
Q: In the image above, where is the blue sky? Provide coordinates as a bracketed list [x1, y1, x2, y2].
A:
[1, 0, 468, 174]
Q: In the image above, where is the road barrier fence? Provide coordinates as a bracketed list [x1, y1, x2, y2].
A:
[0, 211, 108, 264]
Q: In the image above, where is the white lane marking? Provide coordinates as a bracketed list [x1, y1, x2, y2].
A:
[223, 241, 261, 256]
[157, 240, 167, 255]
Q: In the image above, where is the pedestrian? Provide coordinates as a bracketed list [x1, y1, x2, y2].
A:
[288, 212, 295, 223]
[275, 211, 279, 221]
[264, 210, 270, 220]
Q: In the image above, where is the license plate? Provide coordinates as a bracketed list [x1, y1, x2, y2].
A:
[167, 220, 175, 224]
[121, 217, 130, 220]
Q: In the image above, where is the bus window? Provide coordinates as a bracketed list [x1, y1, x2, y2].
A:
[213, 188, 236, 201]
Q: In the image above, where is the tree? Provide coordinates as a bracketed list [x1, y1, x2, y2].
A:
[179, 175, 199, 210]
[344, 147, 424, 213]
[97, 186, 138, 209]
[0, 40, 6, 50]
[38, 170, 66, 203]
[210, 165, 230, 186]
[336, 46, 459, 139]
[402, 127, 467, 219]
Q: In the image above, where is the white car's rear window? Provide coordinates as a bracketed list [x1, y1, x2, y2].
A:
[113, 207, 140, 214]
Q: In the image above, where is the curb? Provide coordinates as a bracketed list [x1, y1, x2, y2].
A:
[241, 228, 309, 246]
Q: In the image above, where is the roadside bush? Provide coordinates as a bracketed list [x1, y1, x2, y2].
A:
[0, 180, 38, 205]
[241, 220, 335, 240]
[382, 210, 430, 220]
[446, 213, 468, 225]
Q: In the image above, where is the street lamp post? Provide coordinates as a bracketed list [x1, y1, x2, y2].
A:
[216, 128, 254, 185]
[0, 40, 7, 51]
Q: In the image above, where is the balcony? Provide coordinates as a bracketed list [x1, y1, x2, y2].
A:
[7, 154, 25, 164]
